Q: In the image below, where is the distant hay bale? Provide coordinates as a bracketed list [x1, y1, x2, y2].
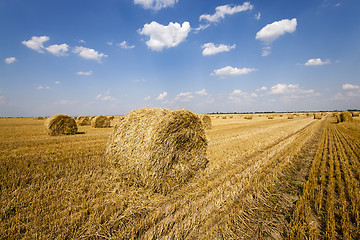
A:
[77, 116, 91, 126]
[229, 115, 233, 118]
[267, 115, 274, 119]
[339, 111, 353, 122]
[109, 116, 115, 120]
[352, 112, 359, 117]
[91, 115, 110, 128]
[222, 116, 227, 119]
[288, 114, 294, 119]
[201, 115, 212, 130]
[279, 114, 283, 117]
[33, 116, 44, 120]
[45, 114, 78, 136]
[244, 115, 253, 120]
[106, 108, 208, 194]
[314, 113, 322, 119]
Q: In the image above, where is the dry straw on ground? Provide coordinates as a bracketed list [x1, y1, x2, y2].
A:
[244, 115, 253, 120]
[314, 113, 322, 119]
[339, 111, 353, 122]
[106, 108, 208, 194]
[288, 114, 294, 119]
[109, 116, 115, 120]
[77, 116, 91, 126]
[91, 115, 110, 128]
[352, 111, 359, 117]
[201, 115, 212, 130]
[33, 116, 44, 120]
[44, 114, 78, 136]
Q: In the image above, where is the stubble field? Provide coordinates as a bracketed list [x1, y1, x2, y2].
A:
[1, 114, 359, 239]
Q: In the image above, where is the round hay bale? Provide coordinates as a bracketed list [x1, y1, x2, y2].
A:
[352, 111, 359, 117]
[106, 108, 208, 194]
[77, 116, 91, 126]
[91, 115, 110, 128]
[287, 114, 294, 119]
[33, 116, 44, 120]
[201, 115, 212, 130]
[314, 113, 322, 119]
[109, 116, 115, 121]
[45, 114, 78, 136]
[244, 115, 253, 120]
[339, 111, 353, 122]
[267, 115, 274, 119]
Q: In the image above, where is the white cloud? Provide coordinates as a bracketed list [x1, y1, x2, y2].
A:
[144, 96, 151, 101]
[134, 0, 178, 10]
[174, 92, 194, 102]
[230, 89, 245, 96]
[256, 86, 267, 92]
[73, 46, 108, 62]
[5, 57, 16, 64]
[251, 93, 258, 97]
[200, 2, 254, 23]
[54, 81, 60, 85]
[139, 21, 191, 51]
[95, 94, 102, 100]
[261, 46, 272, 56]
[342, 84, 360, 90]
[37, 85, 51, 90]
[156, 91, 168, 100]
[79, 40, 86, 44]
[213, 66, 257, 78]
[55, 100, 77, 105]
[194, 24, 211, 32]
[201, 43, 236, 56]
[304, 58, 330, 66]
[76, 71, 93, 76]
[101, 96, 115, 101]
[195, 89, 208, 96]
[118, 41, 135, 49]
[107, 41, 113, 46]
[256, 18, 297, 43]
[45, 44, 69, 56]
[22, 36, 50, 53]
[255, 12, 261, 20]
[269, 83, 315, 95]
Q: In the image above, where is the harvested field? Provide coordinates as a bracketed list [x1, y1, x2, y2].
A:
[1, 114, 359, 239]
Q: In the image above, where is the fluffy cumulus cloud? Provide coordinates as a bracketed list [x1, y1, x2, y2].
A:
[256, 18, 297, 43]
[342, 83, 360, 90]
[213, 66, 257, 78]
[195, 89, 208, 96]
[22, 36, 69, 56]
[76, 71, 93, 76]
[174, 92, 194, 102]
[134, 0, 178, 10]
[22, 36, 50, 53]
[5, 57, 16, 64]
[228, 89, 258, 103]
[37, 85, 51, 90]
[96, 91, 115, 101]
[118, 41, 135, 49]
[45, 44, 69, 56]
[255, 18, 297, 56]
[156, 91, 168, 100]
[269, 83, 315, 96]
[201, 43, 236, 56]
[139, 21, 191, 51]
[73, 46, 107, 62]
[200, 2, 253, 23]
[256, 86, 267, 91]
[304, 58, 330, 66]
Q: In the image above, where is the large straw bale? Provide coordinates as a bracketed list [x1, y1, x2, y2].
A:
[91, 115, 110, 128]
[201, 115, 212, 130]
[33, 116, 44, 120]
[106, 108, 208, 194]
[244, 115, 253, 120]
[287, 114, 294, 119]
[339, 111, 353, 122]
[352, 111, 359, 117]
[45, 114, 78, 136]
[77, 116, 91, 126]
[222, 116, 227, 119]
[314, 113, 322, 119]
[267, 115, 274, 119]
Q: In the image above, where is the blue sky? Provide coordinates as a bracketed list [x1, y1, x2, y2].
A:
[1, 0, 359, 117]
